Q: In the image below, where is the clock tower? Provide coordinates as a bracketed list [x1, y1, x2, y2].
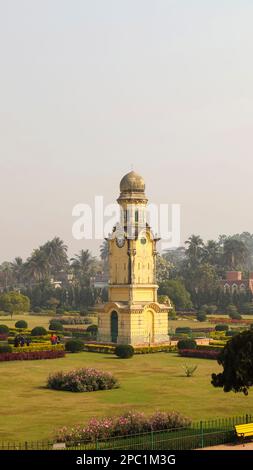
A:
[97, 171, 171, 345]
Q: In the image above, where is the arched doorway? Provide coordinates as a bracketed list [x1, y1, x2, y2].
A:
[144, 310, 154, 344]
[111, 311, 118, 343]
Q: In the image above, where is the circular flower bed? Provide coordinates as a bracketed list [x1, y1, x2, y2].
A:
[47, 368, 119, 392]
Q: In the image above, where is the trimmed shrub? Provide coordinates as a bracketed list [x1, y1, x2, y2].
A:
[0, 344, 12, 354]
[31, 326, 48, 336]
[47, 368, 119, 392]
[0, 325, 9, 334]
[197, 312, 207, 322]
[49, 320, 64, 331]
[177, 339, 197, 350]
[115, 344, 134, 358]
[215, 324, 229, 332]
[65, 339, 84, 353]
[175, 327, 192, 335]
[0, 350, 65, 361]
[56, 410, 191, 443]
[15, 320, 28, 329]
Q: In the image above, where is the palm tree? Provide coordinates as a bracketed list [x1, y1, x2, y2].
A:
[11, 257, 24, 285]
[202, 240, 221, 266]
[0, 262, 13, 289]
[100, 240, 109, 262]
[223, 238, 248, 270]
[24, 249, 51, 284]
[43, 237, 68, 273]
[70, 250, 96, 286]
[185, 235, 204, 266]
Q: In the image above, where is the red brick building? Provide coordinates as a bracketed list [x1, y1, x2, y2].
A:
[220, 271, 253, 295]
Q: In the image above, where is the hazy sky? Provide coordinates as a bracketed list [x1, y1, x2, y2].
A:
[1, 1, 253, 262]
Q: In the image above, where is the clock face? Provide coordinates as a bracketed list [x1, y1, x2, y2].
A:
[116, 236, 125, 248]
[140, 237, 147, 245]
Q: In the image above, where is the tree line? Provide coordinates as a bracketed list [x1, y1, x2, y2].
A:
[0, 232, 253, 312]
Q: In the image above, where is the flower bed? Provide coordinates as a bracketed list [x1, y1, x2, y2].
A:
[56, 411, 191, 443]
[196, 344, 224, 352]
[0, 350, 65, 361]
[178, 349, 220, 359]
[47, 368, 119, 392]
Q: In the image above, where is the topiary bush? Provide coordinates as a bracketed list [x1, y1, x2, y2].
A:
[115, 344, 134, 358]
[0, 325, 9, 334]
[47, 368, 119, 392]
[0, 344, 12, 354]
[177, 339, 197, 350]
[215, 324, 229, 332]
[197, 312, 207, 322]
[15, 320, 28, 329]
[49, 320, 64, 331]
[31, 326, 48, 336]
[65, 339, 84, 353]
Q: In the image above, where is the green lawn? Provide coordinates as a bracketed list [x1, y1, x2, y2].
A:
[1, 352, 253, 442]
[0, 314, 53, 330]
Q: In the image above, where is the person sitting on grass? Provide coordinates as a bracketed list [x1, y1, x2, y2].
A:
[14, 335, 20, 348]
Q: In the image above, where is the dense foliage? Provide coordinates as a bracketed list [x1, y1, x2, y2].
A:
[211, 330, 253, 395]
[0, 292, 30, 315]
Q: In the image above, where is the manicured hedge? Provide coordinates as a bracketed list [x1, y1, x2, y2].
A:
[178, 349, 220, 359]
[83, 343, 177, 354]
[134, 345, 177, 354]
[0, 350, 65, 361]
[12, 344, 64, 353]
[83, 344, 115, 354]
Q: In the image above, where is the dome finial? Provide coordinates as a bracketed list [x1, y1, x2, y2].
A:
[119, 170, 145, 193]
